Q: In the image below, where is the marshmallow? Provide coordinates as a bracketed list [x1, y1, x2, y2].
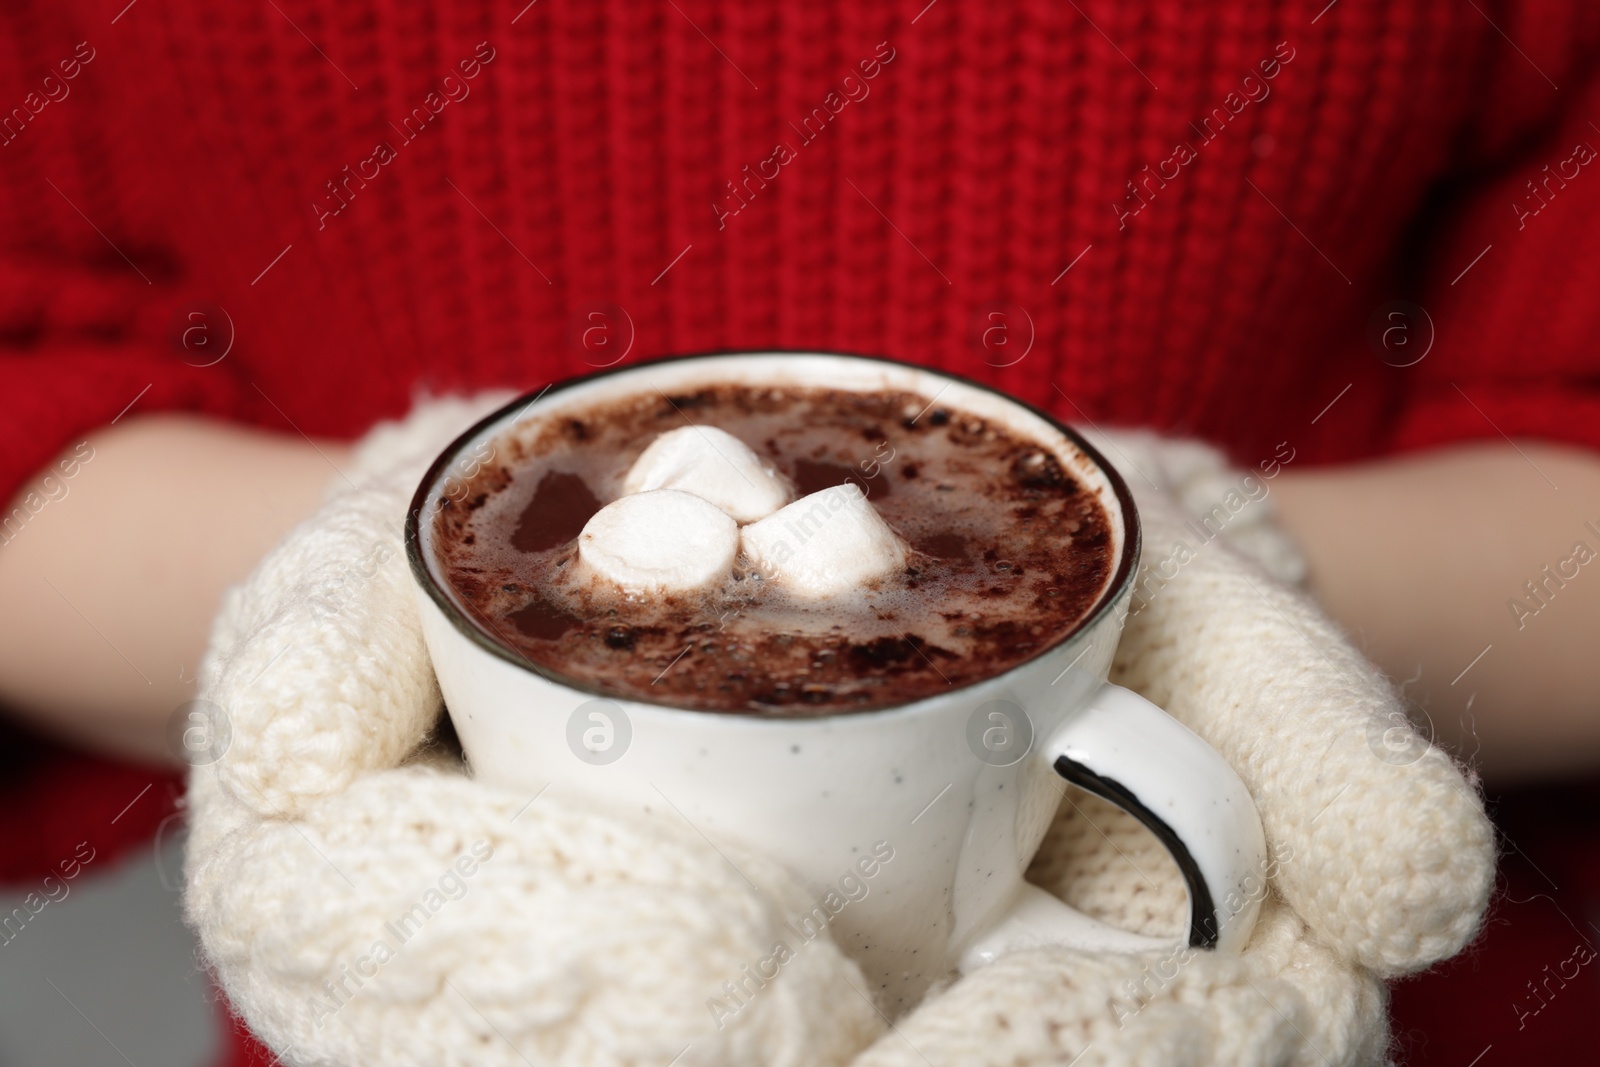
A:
[740, 484, 909, 599]
[622, 426, 791, 524]
[578, 490, 738, 594]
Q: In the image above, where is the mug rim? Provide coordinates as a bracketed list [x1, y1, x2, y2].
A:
[404, 349, 1143, 720]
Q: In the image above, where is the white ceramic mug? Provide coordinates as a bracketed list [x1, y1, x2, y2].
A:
[406, 352, 1266, 1016]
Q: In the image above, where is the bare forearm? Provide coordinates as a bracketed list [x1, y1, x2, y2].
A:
[1273, 442, 1600, 783]
[0, 415, 348, 764]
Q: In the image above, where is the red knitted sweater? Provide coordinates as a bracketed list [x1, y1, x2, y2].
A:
[5, 0, 1600, 491]
[3, 2, 1600, 1064]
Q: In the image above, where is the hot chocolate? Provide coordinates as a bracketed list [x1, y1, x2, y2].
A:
[430, 382, 1112, 713]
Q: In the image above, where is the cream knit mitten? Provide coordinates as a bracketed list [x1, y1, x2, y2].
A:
[183, 399, 1494, 1067]
[848, 428, 1495, 1066]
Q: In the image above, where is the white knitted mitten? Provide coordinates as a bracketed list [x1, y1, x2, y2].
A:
[183, 394, 884, 1067]
[184, 402, 1493, 1067]
[847, 428, 1495, 1067]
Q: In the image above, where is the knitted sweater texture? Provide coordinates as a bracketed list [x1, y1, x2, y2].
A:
[4, 0, 1600, 508]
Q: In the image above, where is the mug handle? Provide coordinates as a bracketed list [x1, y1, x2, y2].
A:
[960, 682, 1268, 970]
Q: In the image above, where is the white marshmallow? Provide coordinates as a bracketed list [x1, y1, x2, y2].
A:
[740, 484, 909, 599]
[578, 490, 738, 594]
[622, 426, 791, 524]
